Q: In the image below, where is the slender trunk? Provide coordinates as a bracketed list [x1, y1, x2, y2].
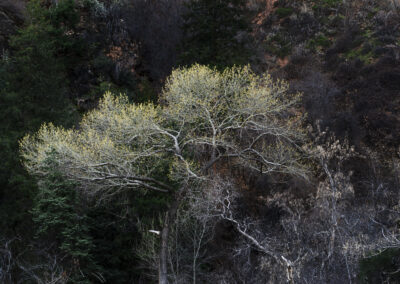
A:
[159, 217, 170, 284]
[159, 194, 181, 284]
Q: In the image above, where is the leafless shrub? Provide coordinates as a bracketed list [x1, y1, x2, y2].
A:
[385, 0, 400, 14]
[0, 238, 15, 283]
[135, 218, 162, 281]
[136, 200, 217, 284]
[0, 238, 69, 284]
[176, 127, 400, 283]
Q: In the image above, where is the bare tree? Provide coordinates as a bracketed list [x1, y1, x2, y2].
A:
[185, 126, 400, 283]
[0, 238, 70, 284]
[0, 238, 15, 283]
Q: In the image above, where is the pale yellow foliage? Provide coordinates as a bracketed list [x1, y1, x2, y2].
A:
[163, 64, 300, 125]
[20, 65, 306, 197]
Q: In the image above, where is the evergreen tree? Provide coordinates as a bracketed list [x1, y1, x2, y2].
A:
[32, 153, 98, 283]
[180, 0, 251, 69]
[0, 0, 79, 236]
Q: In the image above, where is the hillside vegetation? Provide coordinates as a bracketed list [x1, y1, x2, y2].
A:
[0, 0, 399, 283]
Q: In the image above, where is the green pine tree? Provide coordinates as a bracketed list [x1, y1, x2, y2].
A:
[0, 0, 79, 236]
[180, 0, 251, 69]
[32, 152, 99, 283]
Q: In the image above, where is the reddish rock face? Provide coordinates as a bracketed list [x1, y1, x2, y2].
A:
[0, 0, 26, 51]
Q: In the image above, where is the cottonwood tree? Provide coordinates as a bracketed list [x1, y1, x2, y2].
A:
[20, 64, 306, 283]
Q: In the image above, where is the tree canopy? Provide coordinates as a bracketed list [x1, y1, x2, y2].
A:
[20, 64, 306, 283]
[21, 65, 306, 194]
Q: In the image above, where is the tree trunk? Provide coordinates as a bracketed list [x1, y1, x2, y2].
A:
[159, 217, 169, 284]
[159, 194, 181, 284]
